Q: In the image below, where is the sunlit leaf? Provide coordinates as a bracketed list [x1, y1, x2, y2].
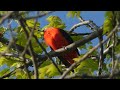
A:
[67, 11, 81, 18]
[115, 44, 120, 54]
[15, 69, 28, 79]
[103, 11, 114, 34]
[39, 63, 61, 79]
[0, 11, 8, 15]
[43, 16, 66, 30]
[103, 18, 113, 34]
[0, 68, 10, 76]
[74, 55, 98, 75]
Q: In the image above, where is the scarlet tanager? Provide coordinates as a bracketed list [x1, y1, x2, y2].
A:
[44, 27, 79, 68]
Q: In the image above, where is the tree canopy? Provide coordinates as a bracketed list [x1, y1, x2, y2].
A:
[0, 11, 120, 79]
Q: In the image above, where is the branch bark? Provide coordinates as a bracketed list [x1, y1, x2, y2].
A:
[0, 11, 14, 25]
[59, 23, 119, 79]
[19, 17, 39, 79]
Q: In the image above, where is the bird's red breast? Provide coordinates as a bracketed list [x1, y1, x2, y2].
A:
[44, 27, 79, 67]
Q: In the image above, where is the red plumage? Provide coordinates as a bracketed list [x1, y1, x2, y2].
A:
[44, 27, 79, 67]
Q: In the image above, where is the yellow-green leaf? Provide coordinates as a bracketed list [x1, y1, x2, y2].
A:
[103, 18, 113, 34]
[39, 64, 61, 79]
[43, 16, 66, 29]
[74, 56, 98, 75]
[67, 11, 81, 18]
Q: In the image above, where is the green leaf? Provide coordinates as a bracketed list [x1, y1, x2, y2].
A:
[0, 57, 7, 66]
[87, 45, 97, 55]
[26, 19, 40, 28]
[40, 60, 51, 68]
[74, 55, 98, 75]
[15, 69, 28, 79]
[71, 35, 86, 49]
[76, 11, 81, 17]
[67, 11, 76, 18]
[0, 57, 21, 67]
[46, 16, 62, 23]
[0, 26, 6, 33]
[105, 11, 114, 19]
[0, 68, 10, 76]
[103, 18, 113, 34]
[67, 11, 81, 18]
[0, 11, 8, 15]
[103, 11, 114, 34]
[34, 30, 43, 38]
[15, 26, 23, 33]
[0, 45, 7, 51]
[115, 44, 120, 54]
[43, 16, 66, 30]
[16, 32, 27, 46]
[71, 35, 83, 41]
[39, 64, 61, 79]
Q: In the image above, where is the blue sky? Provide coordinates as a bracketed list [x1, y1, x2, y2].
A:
[39, 11, 105, 29]
[39, 11, 105, 46]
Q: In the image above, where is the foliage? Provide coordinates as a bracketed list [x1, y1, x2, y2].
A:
[103, 11, 114, 34]
[39, 63, 61, 79]
[42, 16, 66, 30]
[67, 11, 81, 18]
[73, 55, 98, 75]
[0, 11, 120, 79]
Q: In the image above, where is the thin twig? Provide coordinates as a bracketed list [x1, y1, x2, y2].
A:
[70, 32, 91, 36]
[98, 33, 104, 76]
[0, 11, 14, 25]
[78, 16, 94, 31]
[65, 73, 109, 79]
[25, 11, 55, 20]
[111, 33, 116, 78]
[0, 38, 14, 57]
[69, 21, 91, 33]
[19, 17, 39, 79]
[33, 35, 63, 74]
[0, 69, 16, 79]
[22, 55, 31, 79]
[65, 67, 120, 79]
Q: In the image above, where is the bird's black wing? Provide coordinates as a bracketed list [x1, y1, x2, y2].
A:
[59, 29, 80, 56]
[59, 29, 73, 44]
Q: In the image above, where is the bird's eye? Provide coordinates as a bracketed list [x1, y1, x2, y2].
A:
[43, 29, 46, 32]
[48, 32, 50, 34]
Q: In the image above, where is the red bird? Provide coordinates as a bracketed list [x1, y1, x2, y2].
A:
[44, 27, 79, 68]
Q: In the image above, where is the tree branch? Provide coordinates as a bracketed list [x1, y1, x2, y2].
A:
[59, 23, 119, 79]
[19, 17, 39, 79]
[65, 68, 120, 79]
[70, 32, 91, 36]
[69, 20, 91, 33]
[0, 11, 14, 25]
[33, 35, 63, 74]
[25, 11, 55, 20]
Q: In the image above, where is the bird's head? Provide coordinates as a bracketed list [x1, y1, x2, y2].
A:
[43, 27, 59, 32]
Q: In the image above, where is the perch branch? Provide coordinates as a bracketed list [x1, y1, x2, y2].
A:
[59, 23, 119, 79]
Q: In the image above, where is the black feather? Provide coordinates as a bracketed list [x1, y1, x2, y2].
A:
[59, 29, 80, 56]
